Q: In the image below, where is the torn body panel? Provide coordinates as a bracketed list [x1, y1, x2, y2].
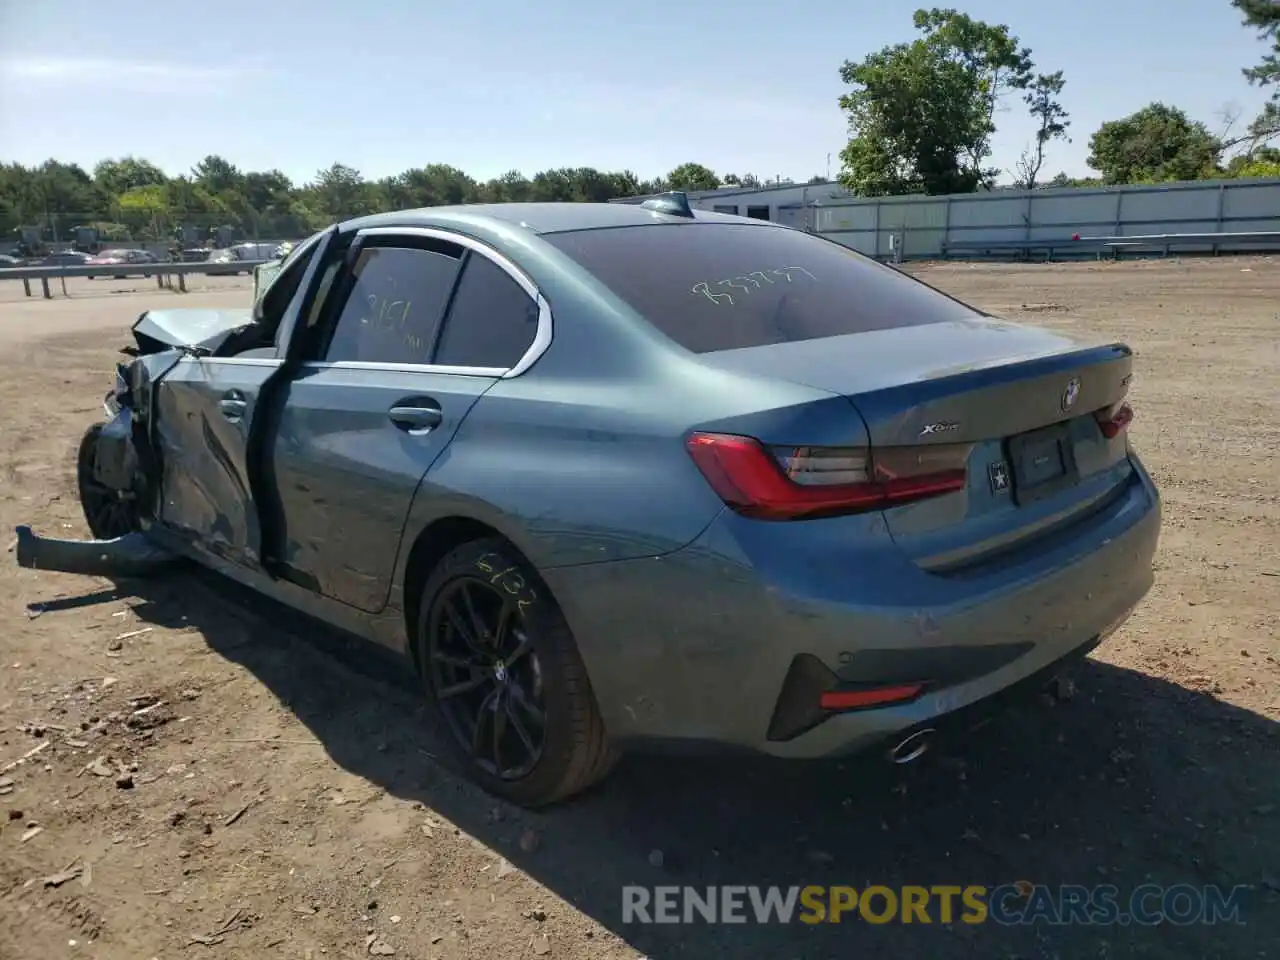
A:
[21, 306, 278, 579]
[131, 308, 255, 356]
[152, 357, 277, 567]
[15, 525, 178, 577]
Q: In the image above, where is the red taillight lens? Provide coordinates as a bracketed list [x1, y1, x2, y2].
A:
[819, 683, 924, 711]
[685, 432, 969, 521]
[1095, 402, 1134, 439]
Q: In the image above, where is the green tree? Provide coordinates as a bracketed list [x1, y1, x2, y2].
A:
[1224, 2, 1280, 161]
[0, 154, 735, 244]
[479, 170, 534, 203]
[1223, 144, 1280, 177]
[666, 162, 720, 191]
[914, 7, 1033, 172]
[838, 8, 1035, 195]
[302, 163, 374, 221]
[1013, 71, 1070, 189]
[1235, 0, 1280, 91]
[191, 154, 243, 195]
[243, 170, 293, 212]
[94, 157, 167, 197]
[115, 185, 170, 239]
[1087, 103, 1221, 184]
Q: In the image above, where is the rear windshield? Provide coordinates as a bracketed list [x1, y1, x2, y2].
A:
[544, 223, 983, 353]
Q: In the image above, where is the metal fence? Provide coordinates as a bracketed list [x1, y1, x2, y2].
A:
[784, 177, 1280, 259]
[0, 260, 272, 299]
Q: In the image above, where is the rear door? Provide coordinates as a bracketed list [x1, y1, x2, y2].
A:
[266, 226, 544, 612]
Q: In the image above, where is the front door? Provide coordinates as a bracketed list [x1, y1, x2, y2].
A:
[151, 227, 336, 568]
[154, 356, 280, 564]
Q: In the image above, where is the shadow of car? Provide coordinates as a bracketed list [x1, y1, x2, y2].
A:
[26, 572, 1278, 960]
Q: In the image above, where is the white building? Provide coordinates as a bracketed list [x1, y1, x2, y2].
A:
[610, 181, 851, 228]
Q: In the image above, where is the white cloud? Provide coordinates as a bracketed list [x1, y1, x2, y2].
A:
[2, 57, 269, 90]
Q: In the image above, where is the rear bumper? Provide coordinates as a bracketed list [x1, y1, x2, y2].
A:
[545, 456, 1161, 758]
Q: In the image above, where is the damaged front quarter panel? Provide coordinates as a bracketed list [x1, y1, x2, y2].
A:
[131, 307, 256, 356]
[14, 311, 207, 578]
[102, 347, 186, 508]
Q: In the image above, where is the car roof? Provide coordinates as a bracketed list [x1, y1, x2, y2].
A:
[340, 202, 782, 236]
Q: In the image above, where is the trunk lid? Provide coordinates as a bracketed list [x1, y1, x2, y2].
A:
[697, 317, 1136, 570]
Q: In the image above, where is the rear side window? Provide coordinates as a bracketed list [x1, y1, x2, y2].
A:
[544, 223, 982, 354]
[434, 254, 540, 368]
[324, 246, 460, 364]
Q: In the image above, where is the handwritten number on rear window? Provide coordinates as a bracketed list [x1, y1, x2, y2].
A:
[691, 267, 816, 305]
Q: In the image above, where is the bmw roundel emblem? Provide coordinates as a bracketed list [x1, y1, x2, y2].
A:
[1061, 377, 1081, 411]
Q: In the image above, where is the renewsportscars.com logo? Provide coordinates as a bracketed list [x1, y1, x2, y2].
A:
[622, 884, 1250, 926]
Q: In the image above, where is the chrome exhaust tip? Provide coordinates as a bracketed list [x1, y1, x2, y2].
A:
[887, 728, 936, 765]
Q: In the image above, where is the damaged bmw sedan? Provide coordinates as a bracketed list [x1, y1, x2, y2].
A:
[16, 195, 1161, 807]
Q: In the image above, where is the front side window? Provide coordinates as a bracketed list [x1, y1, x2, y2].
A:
[544, 223, 983, 354]
[324, 246, 461, 364]
[433, 253, 540, 368]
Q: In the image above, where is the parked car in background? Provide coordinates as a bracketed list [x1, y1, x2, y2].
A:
[180, 247, 213, 263]
[205, 248, 245, 275]
[17, 196, 1160, 808]
[0, 254, 20, 267]
[206, 242, 276, 276]
[39, 250, 93, 267]
[86, 248, 159, 279]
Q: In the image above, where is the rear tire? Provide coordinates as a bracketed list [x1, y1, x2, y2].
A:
[415, 537, 617, 807]
[77, 424, 141, 540]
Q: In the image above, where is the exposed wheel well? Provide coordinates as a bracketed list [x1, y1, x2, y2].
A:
[402, 516, 528, 670]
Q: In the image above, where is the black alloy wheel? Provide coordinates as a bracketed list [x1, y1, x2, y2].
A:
[426, 574, 547, 781]
[417, 538, 617, 807]
[77, 424, 140, 540]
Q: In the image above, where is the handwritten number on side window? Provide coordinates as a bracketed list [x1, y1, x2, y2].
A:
[358, 292, 423, 357]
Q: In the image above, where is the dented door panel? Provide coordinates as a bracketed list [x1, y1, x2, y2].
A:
[153, 356, 280, 565]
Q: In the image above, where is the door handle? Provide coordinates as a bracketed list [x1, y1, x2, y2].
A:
[219, 390, 248, 421]
[388, 403, 443, 433]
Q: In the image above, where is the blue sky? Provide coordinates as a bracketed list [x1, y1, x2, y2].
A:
[0, 1, 1273, 186]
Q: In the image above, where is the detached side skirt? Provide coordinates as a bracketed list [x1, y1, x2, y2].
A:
[13, 525, 179, 578]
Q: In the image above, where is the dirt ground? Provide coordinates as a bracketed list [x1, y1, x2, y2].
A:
[1, 258, 1277, 960]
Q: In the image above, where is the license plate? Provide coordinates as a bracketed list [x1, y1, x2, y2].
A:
[1006, 422, 1079, 505]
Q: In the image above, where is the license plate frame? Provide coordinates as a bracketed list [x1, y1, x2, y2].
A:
[1006, 421, 1079, 506]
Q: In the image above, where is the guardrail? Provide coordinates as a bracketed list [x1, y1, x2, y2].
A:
[0, 260, 273, 299]
[941, 231, 1280, 261]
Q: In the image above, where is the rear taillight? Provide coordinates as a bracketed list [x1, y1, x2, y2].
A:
[819, 683, 924, 711]
[1095, 402, 1134, 439]
[685, 432, 970, 521]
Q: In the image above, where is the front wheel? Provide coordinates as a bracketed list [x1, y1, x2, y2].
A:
[415, 538, 617, 807]
[77, 424, 141, 540]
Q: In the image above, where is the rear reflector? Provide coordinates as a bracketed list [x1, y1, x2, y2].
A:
[819, 683, 924, 711]
[1095, 402, 1135, 439]
[685, 432, 968, 521]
